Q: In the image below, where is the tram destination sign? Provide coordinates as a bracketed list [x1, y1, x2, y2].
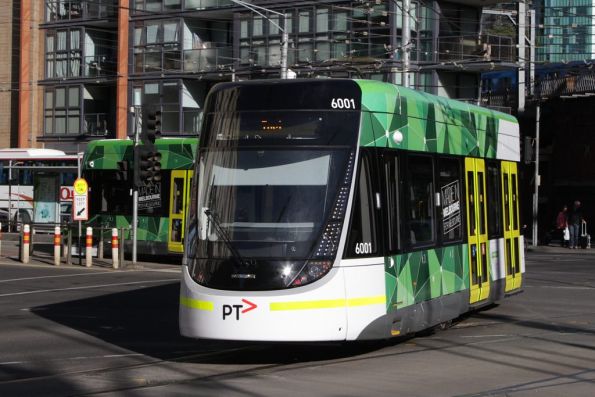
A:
[138, 182, 161, 210]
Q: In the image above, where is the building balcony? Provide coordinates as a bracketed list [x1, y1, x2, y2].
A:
[45, 1, 116, 23]
[536, 73, 595, 100]
[183, 47, 233, 73]
[133, 46, 233, 74]
[132, 0, 233, 13]
[83, 113, 110, 136]
[438, 34, 515, 64]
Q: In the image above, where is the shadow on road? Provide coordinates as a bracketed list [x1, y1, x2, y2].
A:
[30, 283, 404, 365]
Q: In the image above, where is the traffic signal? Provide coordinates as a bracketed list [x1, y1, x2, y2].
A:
[116, 160, 129, 181]
[133, 145, 162, 187]
[142, 108, 161, 146]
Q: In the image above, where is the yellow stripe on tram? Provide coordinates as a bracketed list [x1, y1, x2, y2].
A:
[270, 295, 386, 311]
[180, 297, 214, 311]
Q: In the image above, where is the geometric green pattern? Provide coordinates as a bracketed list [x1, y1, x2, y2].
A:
[356, 79, 515, 158]
[355, 80, 516, 314]
[384, 245, 468, 313]
[83, 137, 197, 170]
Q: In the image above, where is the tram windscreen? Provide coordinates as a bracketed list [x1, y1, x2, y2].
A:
[195, 148, 349, 259]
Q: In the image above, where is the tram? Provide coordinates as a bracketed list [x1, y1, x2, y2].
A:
[179, 79, 524, 341]
[83, 138, 197, 254]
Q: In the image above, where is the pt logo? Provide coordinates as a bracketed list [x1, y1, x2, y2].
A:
[222, 299, 258, 320]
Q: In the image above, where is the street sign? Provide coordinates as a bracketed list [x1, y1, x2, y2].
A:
[72, 178, 89, 221]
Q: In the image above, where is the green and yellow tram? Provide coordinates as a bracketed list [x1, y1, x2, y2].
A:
[179, 79, 524, 341]
[83, 137, 197, 254]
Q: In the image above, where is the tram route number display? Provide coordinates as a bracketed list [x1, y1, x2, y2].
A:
[138, 183, 161, 210]
[441, 180, 461, 235]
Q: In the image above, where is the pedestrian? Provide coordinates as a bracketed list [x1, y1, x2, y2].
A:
[555, 205, 569, 247]
[568, 200, 584, 249]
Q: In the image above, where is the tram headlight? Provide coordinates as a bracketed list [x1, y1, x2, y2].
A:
[290, 260, 332, 287]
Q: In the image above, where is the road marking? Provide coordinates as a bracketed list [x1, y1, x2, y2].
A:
[0, 279, 179, 297]
[0, 270, 137, 283]
[0, 353, 145, 366]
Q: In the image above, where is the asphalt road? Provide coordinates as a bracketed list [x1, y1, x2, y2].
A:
[0, 247, 593, 397]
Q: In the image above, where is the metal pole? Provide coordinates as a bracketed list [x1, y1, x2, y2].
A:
[77, 149, 82, 266]
[132, 106, 140, 264]
[281, 29, 288, 79]
[517, 1, 526, 113]
[8, 161, 12, 230]
[529, 9, 536, 97]
[402, 0, 411, 87]
[533, 104, 540, 247]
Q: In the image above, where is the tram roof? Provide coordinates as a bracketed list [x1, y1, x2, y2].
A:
[0, 148, 80, 161]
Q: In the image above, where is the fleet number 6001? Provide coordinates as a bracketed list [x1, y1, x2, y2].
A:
[331, 98, 356, 109]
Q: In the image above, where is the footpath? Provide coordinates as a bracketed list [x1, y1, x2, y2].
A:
[0, 232, 592, 273]
[0, 232, 180, 271]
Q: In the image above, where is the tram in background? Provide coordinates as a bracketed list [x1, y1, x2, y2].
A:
[0, 148, 79, 229]
[82, 138, 197, 254]
[179, 79, 524, 342]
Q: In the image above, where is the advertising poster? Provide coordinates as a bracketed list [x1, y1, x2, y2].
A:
[34, 175, 59, 223]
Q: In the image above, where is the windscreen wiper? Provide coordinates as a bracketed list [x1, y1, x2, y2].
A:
[203, 209, 246, 266]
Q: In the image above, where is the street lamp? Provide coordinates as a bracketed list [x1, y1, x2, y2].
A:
[231, 0, 289, 79]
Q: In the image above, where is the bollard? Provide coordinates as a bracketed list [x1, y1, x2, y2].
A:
[98, 228, 104, 259]
[111, 228, 119, 269]
[54, 226, 61, 266]
[22, 224, 30, 264]
[0, 222, 2, 257]
[85, 227, 93, 267]
[66, 228, 72, 265]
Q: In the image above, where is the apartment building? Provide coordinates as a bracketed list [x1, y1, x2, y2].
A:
[15, 0, 515, 152]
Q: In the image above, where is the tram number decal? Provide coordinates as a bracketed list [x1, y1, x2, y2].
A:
[331, 98, 356, 109]
[354, 242, 373, 255]
[222, 299, 258, 320]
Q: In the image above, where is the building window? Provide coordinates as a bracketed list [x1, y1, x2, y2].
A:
[134, 20, 181, 73]
[44, 86, 81, 135]
[46, 29, 82, 78]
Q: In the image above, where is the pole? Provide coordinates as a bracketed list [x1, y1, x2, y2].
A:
[533, 104, 540, 247]
[54, 226, 61, 266]
[281, 29, 288, 79]
[529, 9, 536, 97]
[22, 224, 30, 264]
[517, 0, 526, 113]
[402, 0, 411, 87]
[132, 106, 140, 264]
[86, 226, 93, 267]
[111, 228, 119, 269]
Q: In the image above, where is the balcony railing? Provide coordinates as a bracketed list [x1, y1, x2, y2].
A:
[438, 34, 515, 63]
[84, 55, 116, 78]
[183, 47, 233, 73]
[84, 113, 110, 136]
[45, 1, 116, 23]
[536, 73, 595, 99]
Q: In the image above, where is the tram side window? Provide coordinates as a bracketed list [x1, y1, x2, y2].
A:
[438, 157, 463, 243]
[406, 155, 435, 248]
[486, 162, 502, 238]
[345, 153, 378, 258]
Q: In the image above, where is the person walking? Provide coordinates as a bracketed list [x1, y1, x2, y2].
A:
[556, 205, 569, 247]
[568, 200, 584, 249]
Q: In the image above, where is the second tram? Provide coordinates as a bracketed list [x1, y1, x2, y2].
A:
[180, 79, 524, 341]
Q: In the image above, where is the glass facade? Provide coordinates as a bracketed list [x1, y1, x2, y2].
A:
[537, 0, 595, 62]
[37, 0, 505, 143]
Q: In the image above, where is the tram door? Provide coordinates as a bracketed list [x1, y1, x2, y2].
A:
[501, 161, 522, 292]
[465, 158, 490, 304]
[168, 170, 194, 253]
